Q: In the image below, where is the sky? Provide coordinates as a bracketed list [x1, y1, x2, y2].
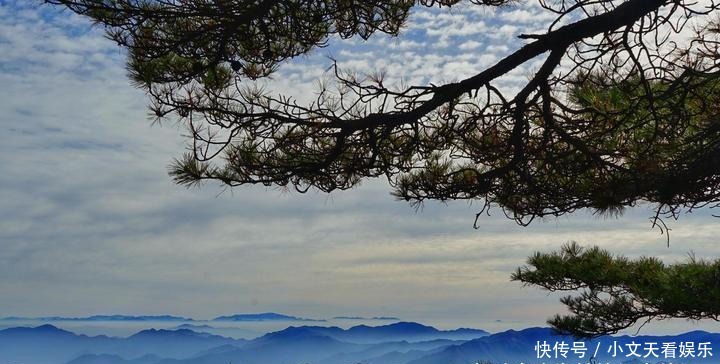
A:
[1, 0, 719, 334]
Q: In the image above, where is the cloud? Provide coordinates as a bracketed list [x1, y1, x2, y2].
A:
[0, 0, 718, 336]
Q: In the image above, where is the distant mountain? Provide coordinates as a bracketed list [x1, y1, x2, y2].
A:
[361, 346, 451, 364]
[339, 322, 488, 343]
[119, 328, 247, 357]
[170, 324, 214, 331]
[187, 344, 244, 358]
[157, 327, 364, 364]
[333, 316, 400, 321]
[0, 324, 117, 364]
[2, 322, 718, 364]
[66, 354, 162, 364]
[315, 339, 463, 364]
[408, 327, 720, 364]
[0, 325, 246, 364]
[152, 324, 483, 364]
[269, 321, 489, 344]
[0, 315, 193, 322]
[212, 312, 324, 322]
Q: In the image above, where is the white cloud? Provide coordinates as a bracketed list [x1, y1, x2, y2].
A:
[458, 40, 483, 50]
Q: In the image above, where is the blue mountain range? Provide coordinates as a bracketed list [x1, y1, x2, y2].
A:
[268, 321, 489, 343]
[171, 324, 214, 331]
[1, 312, 394, 323]
[0, 324, 245, 364]
[333, 316, 401, 321]
[211, 312, 324, 322]
[0, 322, 717, 364]
[409, 327, 720, 364]
[0, 315, 193, 322]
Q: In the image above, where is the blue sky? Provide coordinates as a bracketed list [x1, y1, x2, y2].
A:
[1, 0, 720, 334]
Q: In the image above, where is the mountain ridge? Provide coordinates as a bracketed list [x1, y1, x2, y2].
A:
[2, 322, 718, 364]
[211, 312, 324, 322]
[0, 315, 193, 322]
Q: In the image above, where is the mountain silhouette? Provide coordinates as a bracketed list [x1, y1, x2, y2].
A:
[408, 327, 720, 364]
[1, 315, 192, 322]
[2, 322, 718, 364]
[0, 325, 245, 364]
[66, 354, 162, 364]
[265, 321, 488, 343]
[212, 312, 323, 322]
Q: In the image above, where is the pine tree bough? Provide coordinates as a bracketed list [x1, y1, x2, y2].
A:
[513, 243, 720, 338]
[42, 0, 720, 226]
